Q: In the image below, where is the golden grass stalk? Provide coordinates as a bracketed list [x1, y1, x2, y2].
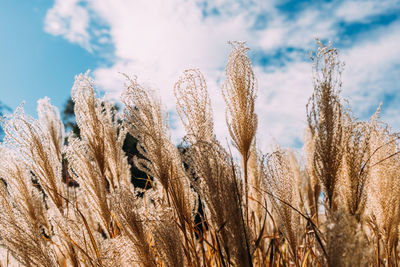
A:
[367, 122, 400, 264]
[262, 149, 302, 263]
[66, 72, 130, 238]
[2, 102, 66, 212]
[122, 74, 199, 264]
[183, 139, 254, 266]
[222, 41, 258, 224]
[306, 39, 344, 210]
[174, 69, 214, 143]
[0, 155, 58, 267]
[340, 107, 379, 221]
[111, 187, 156, 266]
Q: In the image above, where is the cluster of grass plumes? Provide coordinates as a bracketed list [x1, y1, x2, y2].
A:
[1, 40, 400, 267]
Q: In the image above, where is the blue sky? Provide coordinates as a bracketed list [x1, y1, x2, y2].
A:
[1, 0, 400, 148]
[0, 0, 103, 117]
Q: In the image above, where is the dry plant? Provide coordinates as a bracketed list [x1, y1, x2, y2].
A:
[222, 41, 258, 223]
[306, 39, 344, 210]
[340, 107, 378, 221]
[303, 130, 322, 223]
[366, 121, 400, 265]
[183, 139, 253, 266]
[2, 101, 66, 212]
[121, 75, 200, 265]
[323, 208, 372, 267]
[174, 69, 214, 143]
[66, 72, 131, 239]
[1, 40, 399, 267]
[261, 149, 302, 264]
[0, 155, 58, 267]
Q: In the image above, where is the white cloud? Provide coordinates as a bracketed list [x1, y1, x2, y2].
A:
[44, 0, 91, 50]
[254, 61, 313, 149]
[44, 0, 400, 148]
[87, 0, 254, 93]
[335, 0, 400, 23]
[341, 20, 400, 122]
[257, 2, 340, 52]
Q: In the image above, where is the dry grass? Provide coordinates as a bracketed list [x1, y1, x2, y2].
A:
[306, 39, 344, 210]
[0, 40, 399, 266]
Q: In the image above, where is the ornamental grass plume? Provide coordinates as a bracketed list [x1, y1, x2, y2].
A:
[1, 40, 400, 266]
[247, 142, 265, 230]
[2, 101, 66, 212]
[183, 139, 253, 266]
[175, 67, 253, 266]
[110, 187, 156, 266]
[174, 69, 214, 143]
[70, 72, 130, 191]
[222, 42, 258, 222]
[0, 153, 58, 267]
[122, 76, 181, 195]
[366, 121, 400, 264]
[306, 39, 344, 210]
[121, 75, 199, 264]
[121, 75, 172, 191]
[303, 129, 322, 222]
[152, 211, 186, 267]
[66, 72, 131, 238]
[121, 74, 197, 217]
[262, 149, 302, 263]
[340, 107, 379, 221]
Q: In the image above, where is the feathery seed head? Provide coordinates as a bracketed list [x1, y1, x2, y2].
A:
[306, 39, 344, 210]
[223, 41, 258, 161]
[174, 69, 214, 143]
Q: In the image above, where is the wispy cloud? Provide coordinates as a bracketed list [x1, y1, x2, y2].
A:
[342, 20, 400, 119]
[44, 0, 92, 50]
[335, 0, 400, 23]
[44, 0, 400, 148]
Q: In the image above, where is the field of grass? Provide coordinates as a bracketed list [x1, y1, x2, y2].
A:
[0, 40, 399, 266]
